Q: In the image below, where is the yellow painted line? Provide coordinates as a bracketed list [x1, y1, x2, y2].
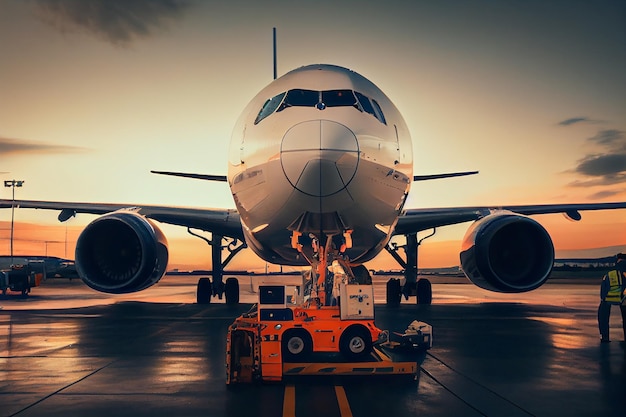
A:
[334, 385, 354, 417]
[283, 385, 296, 417]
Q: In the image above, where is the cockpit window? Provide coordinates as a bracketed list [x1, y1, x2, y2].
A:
[280, 89, 319, 109]
[371, 99, 387, 125]
[355, 92, 376, 117]
[322, 90, 357, 107]
[255, 88, 386, 125]
[255, 92, 286, 124]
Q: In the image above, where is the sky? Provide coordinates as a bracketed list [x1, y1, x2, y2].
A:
[0, 0, 625, 271]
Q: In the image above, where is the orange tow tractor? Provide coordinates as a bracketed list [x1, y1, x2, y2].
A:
[226, 282, 432, 384]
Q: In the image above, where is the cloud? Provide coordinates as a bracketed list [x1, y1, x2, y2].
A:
[0, 137, 88, 156]
[33, 0, 190, 46]
[568, 129, 626, 188]
[558, 116, 603, 126]
[576, 154, 626, 177]
[568, 175, 626, 188]
[587, 129, 626, 151]
[587, 189, 624, 200]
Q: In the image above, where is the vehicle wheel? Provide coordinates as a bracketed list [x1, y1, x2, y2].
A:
[282, 330, 312, 362]
[340, 325, 372, 360]
[225, 277, 239, 304]
[386, 278, 401, 306]
[416, 278, 432, 305]
[197, 278, 212, 304]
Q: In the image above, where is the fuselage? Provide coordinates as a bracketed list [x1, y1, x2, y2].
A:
[228, 65, 413, 265]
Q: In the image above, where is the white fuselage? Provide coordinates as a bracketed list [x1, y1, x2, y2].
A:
[227, 65, 413, 265]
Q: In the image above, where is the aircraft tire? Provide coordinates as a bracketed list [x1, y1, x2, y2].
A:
[225, 277, 239, 304]
[197, 277, 212, 304]
[282, 330, 312, 362]
[352, 265, 372, 284]
[416, 278, 432, 305]
[386, 278, 401, 306]
[340, 325, 372, 360]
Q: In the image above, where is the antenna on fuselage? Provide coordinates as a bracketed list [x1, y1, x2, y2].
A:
[273, 27, 277, 80]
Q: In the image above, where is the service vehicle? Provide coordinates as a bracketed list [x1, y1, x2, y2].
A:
[226, 280, 432, 384]
[0, 261, 46, 296]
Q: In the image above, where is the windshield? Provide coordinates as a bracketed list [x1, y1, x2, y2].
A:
[254, 89, 386, 125]
[255, 92, 286, 124]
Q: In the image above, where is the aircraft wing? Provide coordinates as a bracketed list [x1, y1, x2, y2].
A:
[0, 199, 244, 240]
[394, 202, 626, 235]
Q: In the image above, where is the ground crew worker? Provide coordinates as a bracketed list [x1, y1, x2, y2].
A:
[597, 253, 626, 344]
[622, 281, 626, 348]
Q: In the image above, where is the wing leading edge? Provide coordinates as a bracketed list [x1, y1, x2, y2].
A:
[0, 199, 244, 240]
[395, 202, 626, 235]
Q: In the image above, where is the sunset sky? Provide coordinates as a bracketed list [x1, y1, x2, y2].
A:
[1, 0, 625, 271]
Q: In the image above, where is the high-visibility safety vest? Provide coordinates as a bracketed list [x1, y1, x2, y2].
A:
[604, 270, 625, 304]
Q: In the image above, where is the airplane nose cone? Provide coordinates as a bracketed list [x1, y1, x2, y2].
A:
[281, 120, 359, 197]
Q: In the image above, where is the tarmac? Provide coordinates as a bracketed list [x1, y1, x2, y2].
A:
[0, 275, 625, 417]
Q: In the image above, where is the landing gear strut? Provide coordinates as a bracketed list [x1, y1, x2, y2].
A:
[188, 228, 246, 304]
[290, 229, 366, 307]
[384, 230, 435, 305]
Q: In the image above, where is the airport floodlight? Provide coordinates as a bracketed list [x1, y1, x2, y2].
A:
[4, 179, 24, 264]
[4, 180, 24, 188]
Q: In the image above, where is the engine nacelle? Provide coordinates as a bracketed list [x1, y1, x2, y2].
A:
[460, 212, 554, 293]
[75, 210, 169, 294]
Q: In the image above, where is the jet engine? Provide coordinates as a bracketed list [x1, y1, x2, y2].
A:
[75, 210, 169, 294]
[460, 212, 554, 293]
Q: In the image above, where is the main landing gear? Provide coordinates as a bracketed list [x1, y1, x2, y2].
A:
[188, 228, 246, 305]
[196, 276, 240, 304]
[384, 231, 435, 305]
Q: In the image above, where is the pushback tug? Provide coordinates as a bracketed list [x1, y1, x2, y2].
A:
[226, 264, 432, 384]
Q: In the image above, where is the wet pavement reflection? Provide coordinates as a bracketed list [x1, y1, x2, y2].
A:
[0, 277, 624, 416]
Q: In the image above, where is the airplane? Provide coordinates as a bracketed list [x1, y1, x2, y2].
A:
[2, 63, 626, 305]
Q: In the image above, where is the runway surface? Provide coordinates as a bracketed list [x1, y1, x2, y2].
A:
[1, 275, 625, 417]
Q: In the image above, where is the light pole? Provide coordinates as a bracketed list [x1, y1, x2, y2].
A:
[4, 179, 24, 265]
